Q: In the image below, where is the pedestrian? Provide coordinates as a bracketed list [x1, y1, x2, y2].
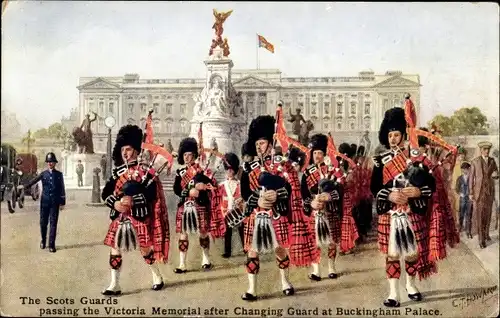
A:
[455, 162, 472, 237]
[24, 152, 66, 253]
[469, 141, 499, 249]
[76, 160, 84, 187]
[100, 155, 107, 180]
[101, 124, 170, 295]
[219, 152, 245, 258]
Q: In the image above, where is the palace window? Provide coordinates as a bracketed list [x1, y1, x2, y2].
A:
[364, 102, 371, 115]
[153, 103, 159, 113]
[154, 96, 160, 100]
[324, 123, 329, 130]
[88, 102, 95, 112]
[127, 96, 134, 100]
[383, 99, 389, 111]
[324, 102, 330, 115]
[337, 102, 343, 114]
[180, 120, 188, 133]
[153, 120, 160, 131]
[108, 102, 114, 114]
[167, 95, 172, 99]
[165, 120, 173, 133]
[337, 122, 342, 130]
[99, 101, 104, 114]
[350, 102, 356, 114]
[311, 102, 317, 115]
[165, 103, 172, 114]
[350, 122, 355, 130]
[180, 103, 187, 114]
[141, 103, 147, 113]
[128, 103, 134, 114]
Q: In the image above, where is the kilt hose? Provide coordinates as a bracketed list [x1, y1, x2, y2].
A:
[378, 212, 437, 280]
[104, 215, 153, 249]
[175, 203, 210, 235]
[340, 188, 359, 253]
[243, 209, 291, 253]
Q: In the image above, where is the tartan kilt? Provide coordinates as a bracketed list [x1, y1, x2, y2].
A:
[308, 210, 341, 244]
[243, 210, 291, 252]
[104, 215, 153, 249]
[175, 202, 210, 234]
[378, 211, 436, 280]
[340, 189, 359, 252]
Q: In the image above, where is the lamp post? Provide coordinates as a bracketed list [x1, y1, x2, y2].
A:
[104, 116, 116, 180]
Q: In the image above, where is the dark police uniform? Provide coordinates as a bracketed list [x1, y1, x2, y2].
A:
[25, 153, 66, 252]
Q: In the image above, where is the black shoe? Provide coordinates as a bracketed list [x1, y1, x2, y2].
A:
[308, 274, 321, 281]
[221, 253, 231, 258]
[152, 281, 164, 291]
[283, 287, 295, 296]
[480, 242, 487, 249]
[102, 289, 121, 296]
[201, 263, 213, 271]
[486, 236, 492, 241]
[49, 247, 56, 253]
[241, 292, 257, 301]
[383, 299, 400, 307]
[174, 268, 187, 274]
[467, 233, 473, 239]
[328, 273, 339, 279]
[40, 241, 46, 249]
[408, 292, 422, 301]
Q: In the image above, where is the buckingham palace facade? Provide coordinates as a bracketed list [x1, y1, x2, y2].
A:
[77, 69, 420, 153]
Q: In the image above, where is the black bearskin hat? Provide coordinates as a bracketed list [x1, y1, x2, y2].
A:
[247, 115, 275, 156]
[338, 143, 351, 156]
[223, 152, 240, 173]
[241, 142, 251, 157]
[112, 125, 143, 166]
[349, 144, 357, 159]
[357, 145, 366, 157]
[378, 108, 407, 149]
[258, 172, 287, 190]
[178, 137, 199, 165]
[418, 127, 430, 147]
[288, 146, 306, 168]
[309, 134, 328, 154]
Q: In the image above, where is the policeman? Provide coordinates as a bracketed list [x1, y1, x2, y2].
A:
[25, 152, 66, 253]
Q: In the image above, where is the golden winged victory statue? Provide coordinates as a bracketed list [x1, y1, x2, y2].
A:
[209, 9, 233, 57]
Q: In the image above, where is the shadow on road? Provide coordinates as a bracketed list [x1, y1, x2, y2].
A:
[58, 242, 103, 250]
[121, 273, 242, 296]
[400, 285, 499, 307]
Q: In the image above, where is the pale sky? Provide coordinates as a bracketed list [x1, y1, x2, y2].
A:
[2, 1, 499, 132]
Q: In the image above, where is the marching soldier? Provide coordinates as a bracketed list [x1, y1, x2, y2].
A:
[371, 108, 436, 307]
[173, 137, 225, 273]
[239, 115, 296, 301]
[25, 152, 66, 253]
[101, 125, 170, 295]
[301, 134, 343, 280]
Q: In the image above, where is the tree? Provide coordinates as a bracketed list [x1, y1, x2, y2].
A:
[428, 107, 489, 136]
[428, 115, 453, 136]
[450, 107, 489, 135]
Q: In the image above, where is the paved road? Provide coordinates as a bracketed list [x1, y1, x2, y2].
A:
[1, 194, 498, 317]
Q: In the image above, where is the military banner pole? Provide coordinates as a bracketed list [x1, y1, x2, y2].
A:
[256, 33, 260, 70]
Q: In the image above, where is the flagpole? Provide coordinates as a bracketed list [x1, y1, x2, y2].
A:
[256, 34, 259, 70]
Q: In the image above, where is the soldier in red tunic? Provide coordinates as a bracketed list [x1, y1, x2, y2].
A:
[219, 152, 245, 258]
[371, 108, 436, 307]
[239, 115, 296, 301]
[301, 134, 343, 280]
[173, 137, 225, 274]
[101, 125, 170, 295]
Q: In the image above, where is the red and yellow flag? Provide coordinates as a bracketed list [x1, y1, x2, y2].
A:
[145, 111, 154, 144]
[327, 132, 340, 167]
[258, 34, 275, 53]
[404, 94, 418, 151]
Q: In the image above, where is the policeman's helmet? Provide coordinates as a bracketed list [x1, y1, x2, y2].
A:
[45, 152, 58, 163]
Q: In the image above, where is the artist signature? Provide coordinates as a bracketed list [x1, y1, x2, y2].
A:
[452, 286, 498, 309]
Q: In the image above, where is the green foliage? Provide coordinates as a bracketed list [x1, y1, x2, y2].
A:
[428, 107, 489, 136]
[32, 123, 69, 140]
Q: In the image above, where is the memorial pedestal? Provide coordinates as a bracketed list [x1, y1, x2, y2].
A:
[63, 153, 103, 189]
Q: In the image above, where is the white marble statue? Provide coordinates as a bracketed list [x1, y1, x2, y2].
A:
[207, 77, 227, 116]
